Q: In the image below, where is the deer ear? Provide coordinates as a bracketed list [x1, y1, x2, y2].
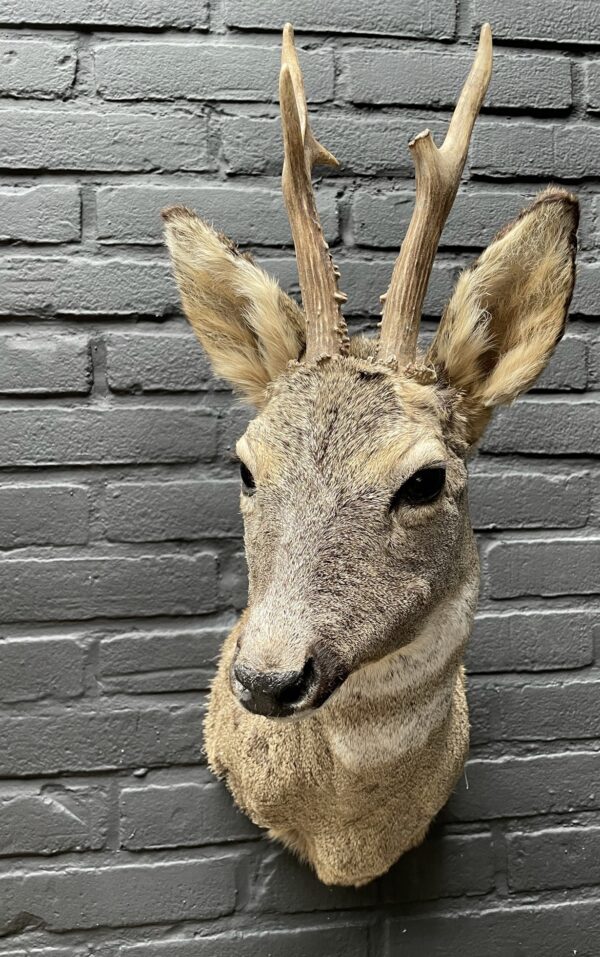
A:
[163, 206, 305, 407]
[427, 188, 579, 445]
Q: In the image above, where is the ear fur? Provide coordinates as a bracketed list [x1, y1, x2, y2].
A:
[163, 206, 305, 407]
[427, 188, 579, 444]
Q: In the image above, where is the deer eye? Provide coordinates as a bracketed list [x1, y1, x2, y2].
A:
[390, 466, 446, 510]
[239, 461, 256, 496]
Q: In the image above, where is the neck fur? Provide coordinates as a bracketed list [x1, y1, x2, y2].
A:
[322, 578, 478, 770]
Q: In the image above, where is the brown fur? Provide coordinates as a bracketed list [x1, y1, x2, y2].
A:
[164, 189, 579, 885]
[428, 188, 578, 442]
[162, 205, 305, 406]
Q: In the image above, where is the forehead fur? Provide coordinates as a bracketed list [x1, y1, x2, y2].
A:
[242, 353, 460, 484]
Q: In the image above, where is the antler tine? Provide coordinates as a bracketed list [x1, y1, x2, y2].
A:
[280, 23, 349, 361]
[378, 24, 493, 367]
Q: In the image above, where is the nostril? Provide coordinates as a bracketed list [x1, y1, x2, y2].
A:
[231, 658, 317, 715]
[233, 662, 254, 692]
[277, 657, 315, 705]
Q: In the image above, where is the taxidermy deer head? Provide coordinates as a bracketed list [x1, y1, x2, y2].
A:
[163, 24, 578, 886]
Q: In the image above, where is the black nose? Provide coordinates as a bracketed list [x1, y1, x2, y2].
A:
[232, 659, 316, 717]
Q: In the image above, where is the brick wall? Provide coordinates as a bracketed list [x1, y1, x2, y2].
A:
[0, 1, 598, 954]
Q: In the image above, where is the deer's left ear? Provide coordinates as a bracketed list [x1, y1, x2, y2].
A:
[427, 188, 579, 445]
[163, 206, 305, 407]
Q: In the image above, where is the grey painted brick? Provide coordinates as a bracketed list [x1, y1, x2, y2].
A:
[99, 625, 227, 694]
[590, 337, 600, 389]
[382, 833, 495, 902]
[0, 109, 209, 172]
[467, 610, 594, 673]
[508, 826, 600, 892]
[223, 113, 448, 177]
[0, 256, 175, 316]
[96, 42, 333, 103]
[264, 254, 458, 317]
[586, 61, 600, 112]
[472, 0, 600, 46]
[0, 636, 86, 702]
[220, 550, 248, 611]
[535, 334, 588, 391]
[472, 120, 600, 179]
[218, 405, 254, 459]
[344, 49, 571, 112]
[1, 949, 76, 957]
[222, 115, 280, 176]
[0, 38, 76, 97]
[481, 399, 600, 455]
[122, 926, 370, 957]
[386, 900, 600, 956]
[96, 184, 337, 245]
[447, 751, 600, 821]
[358, 212, 590, 335]
[579, 198, 598, 251]
[469, 468, 590, 529]
[0, 334, 90, 393]
[0, 485, 89, 546]
[0, 857, 234, 933]
[0, 407, 216, 467]
[0, 185, 80, 243]
[0, 702, 204, 776]
[105, 480, 242, 542]
[251, 833, 493, 911]
[120, 777, 258, 849]
[572, 263, 600, 318]
[469, 678, 600, 743]
[344, 259, 458, 316]
[0, 785, 107, 856]
[224, 0, 456, 38]
[249, 847, 378, 912]
[0, 1, 598, 947]
[352, 188, 532, 250]
[486, 537, 600, 599]
[105, 331, 217, 393]
[0, 0, 209, 28]
[0, 552, 218, 623]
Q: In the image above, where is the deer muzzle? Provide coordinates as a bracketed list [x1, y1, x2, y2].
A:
[231, 657, 319, 718]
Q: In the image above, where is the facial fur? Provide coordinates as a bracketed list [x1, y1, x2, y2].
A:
[232, 345, 476, 713]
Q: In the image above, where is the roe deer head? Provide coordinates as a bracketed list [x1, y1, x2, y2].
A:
[163, 24, 578, 885]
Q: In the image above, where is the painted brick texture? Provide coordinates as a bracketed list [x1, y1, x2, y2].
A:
[0, 1, 597, 955]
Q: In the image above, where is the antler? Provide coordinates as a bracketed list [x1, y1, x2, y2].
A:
[279, 23, 348, 361]
[378, 24, 493, 367]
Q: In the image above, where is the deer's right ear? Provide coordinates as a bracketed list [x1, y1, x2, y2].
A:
[427, 189, 578, 445]
[163, 206, 305, 407]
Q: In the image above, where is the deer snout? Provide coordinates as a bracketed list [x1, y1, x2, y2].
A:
[231, 658, 317, 718]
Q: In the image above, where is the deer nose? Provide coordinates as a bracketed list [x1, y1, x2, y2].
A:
[232, 659, 316, 717]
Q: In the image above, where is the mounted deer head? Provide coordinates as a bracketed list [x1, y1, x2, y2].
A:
[163, 24, 578, 885]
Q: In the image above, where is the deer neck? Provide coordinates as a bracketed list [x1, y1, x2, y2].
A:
[319, 577, 479, 771]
